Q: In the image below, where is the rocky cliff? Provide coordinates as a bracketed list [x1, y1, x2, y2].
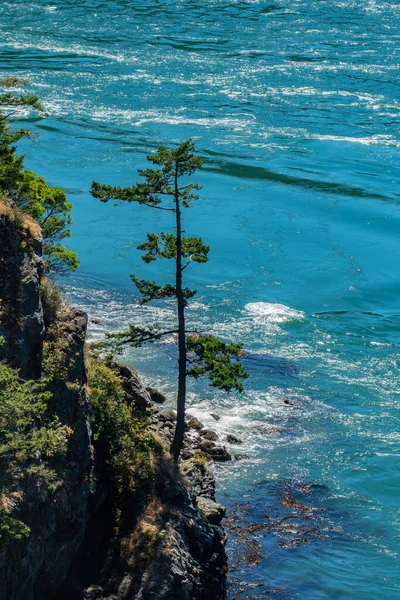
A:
[0, 200, 93, 599]
[0, 200, 227, 600]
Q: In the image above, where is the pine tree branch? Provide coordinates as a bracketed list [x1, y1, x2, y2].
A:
[141, 202, 176, 212]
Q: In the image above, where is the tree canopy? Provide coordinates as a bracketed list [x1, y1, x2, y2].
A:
[0, 77, 78, 274]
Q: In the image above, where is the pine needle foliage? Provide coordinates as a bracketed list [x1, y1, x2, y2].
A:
[0, 77, 78, 274]
[91, 140, 248, 460]
[0, 360, 71, 547]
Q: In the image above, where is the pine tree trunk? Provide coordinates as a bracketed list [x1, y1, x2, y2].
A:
[170, 167, 187, 461]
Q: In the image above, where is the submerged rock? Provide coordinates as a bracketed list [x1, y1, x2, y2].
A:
[253, 424, 281, 437]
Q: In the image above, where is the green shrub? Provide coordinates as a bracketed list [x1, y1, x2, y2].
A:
[0, 363, 70, 461]
[87, 357, 158, 495]
[0, 361, 71, 547]
[42, 324, 69, 382]
[40, 277, 63, 327]
[0, 513, 30, 544]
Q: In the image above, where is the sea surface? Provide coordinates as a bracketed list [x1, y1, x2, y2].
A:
[1, 1, 399, 597]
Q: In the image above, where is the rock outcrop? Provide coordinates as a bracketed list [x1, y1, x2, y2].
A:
[0, 202, 93, 600]
[0, 202, 227, 600]
[60, 368, 228, 600]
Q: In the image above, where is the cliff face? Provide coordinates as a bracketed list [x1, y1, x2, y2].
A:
[0, 203, 93, 600]
[0, 203, 227, 600]
[0, 203, 44, 378]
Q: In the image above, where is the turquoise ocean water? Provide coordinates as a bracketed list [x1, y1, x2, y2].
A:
[1, 1, 399, 597]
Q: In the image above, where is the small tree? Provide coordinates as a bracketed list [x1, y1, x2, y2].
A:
[90, 139, 248, 460]
[0, 77, 79, 274]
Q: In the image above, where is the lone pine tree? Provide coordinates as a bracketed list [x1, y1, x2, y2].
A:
[90, 139, 248, 460]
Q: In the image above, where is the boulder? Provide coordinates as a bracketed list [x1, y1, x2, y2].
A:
[234, 454, 250, 461]
[197, 497, 226, 525]
[226, 434, 243, 445]
[147, 386, 168, 404]
[112, 363, 153, 411]
[202, 429, 218, 441]
[187, 416, 204, 431]
[199, 441, 231, 462]
[84, 585, 103, 599]
[158, 410, 176, 423]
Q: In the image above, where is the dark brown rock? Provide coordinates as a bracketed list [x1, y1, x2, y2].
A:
[187, 416, 204, 431]
[159, 410, 176, 423]
[202, 429, 219, 441]
[226, 434, 243, 445]
[234, 454, 250, 461]
[199, 441, 232, 462]
[146, 386, 168, 404]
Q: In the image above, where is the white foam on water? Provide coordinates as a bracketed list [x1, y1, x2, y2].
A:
[308, 133, 400, 147]
[244, 301, 305, 323]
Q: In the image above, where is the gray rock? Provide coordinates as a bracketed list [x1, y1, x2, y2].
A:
[182, 460, 215, 500]
[197, 497, 226, 525]
[199, 441, 232, 462]
[210, 413, 220, 421]
[210, 446, 232, 462]
[0, 212, 45, 379]
[113, 363, 152, 411]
